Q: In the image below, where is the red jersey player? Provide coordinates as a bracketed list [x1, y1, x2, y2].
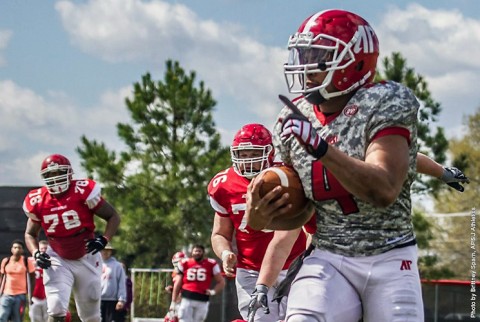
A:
[23, 154, 121, 322]
[171, 245, 225, 322]
[29, 240, 48, 322]
[209, 123, 309, 322]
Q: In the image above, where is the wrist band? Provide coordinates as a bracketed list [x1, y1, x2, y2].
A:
[221, 250, 234, 262]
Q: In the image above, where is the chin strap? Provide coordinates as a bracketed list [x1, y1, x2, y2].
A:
[305, 90, 327, 105]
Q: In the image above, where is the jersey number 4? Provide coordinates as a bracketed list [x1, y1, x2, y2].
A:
[312, 161, 359, 215]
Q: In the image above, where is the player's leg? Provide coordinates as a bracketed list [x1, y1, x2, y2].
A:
[41, 300, 49, 322]
[29, 297, 43, 322]
[360, 246, 424, 322]
[235, 268, 258, 320]
[178, 297, 194, 322]
[191, 300, 209, 322]
[43, 253, 74, 320]
[285, 249, 362, 322]
[72, 253, 102, 322]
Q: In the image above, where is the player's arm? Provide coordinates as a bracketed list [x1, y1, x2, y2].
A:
[94, 200, 121, 241]
[211, 215, 237, 277]
[321, 135, 409, 207]
[416, 152, 443, 177]
[211, 271, 226, 295]
[171, 271, 183, 303]
[24, 218, 42, 255]
[416, 152, 469, 192]
[256, 228, 301, 287]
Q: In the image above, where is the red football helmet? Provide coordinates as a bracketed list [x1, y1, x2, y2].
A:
[171, 251, 186, 267]
[284, 9, 379, 102]
[40, 154, 73, 195]
[231, 124, 274, 179]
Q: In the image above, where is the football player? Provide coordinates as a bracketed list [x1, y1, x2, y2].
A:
[208, 123, 314, 322]
[166, 251, 186, 293]
[170, 245, 225, 322]
[23, 154, 121, 322]
[245, 9, 468, 322]
[164, 251, 186, 321]
[29, 240, 49, 322]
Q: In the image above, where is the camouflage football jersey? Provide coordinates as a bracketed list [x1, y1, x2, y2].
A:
[273, 81, 419, 256]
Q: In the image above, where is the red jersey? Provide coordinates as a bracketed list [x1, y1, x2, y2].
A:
[207, 167, 306, 271]
[177, 257, 220, 300]
[23, 179, 104, 260]
[32, 266, 46, 299]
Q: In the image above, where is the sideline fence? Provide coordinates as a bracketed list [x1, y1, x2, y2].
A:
[130, 268, 173, 322]
[130, 268, 241, 322]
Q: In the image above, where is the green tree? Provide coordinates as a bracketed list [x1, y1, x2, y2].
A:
[435, 107, 479, 213]
[77, 60, 230, 267]
[412, 210, 455, 280]
[428, 108, 479, 279]
[375, 52, 448, 194]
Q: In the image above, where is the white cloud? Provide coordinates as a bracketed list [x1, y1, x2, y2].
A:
[376, 4, 480, 135]
[55, 0, 287, 124]
[0, 29, 12, 67]
[0, 80, 131, 185]
[378, 4, 480, 74]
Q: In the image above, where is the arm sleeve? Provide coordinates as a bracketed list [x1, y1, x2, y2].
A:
[366, 83, 419, 144]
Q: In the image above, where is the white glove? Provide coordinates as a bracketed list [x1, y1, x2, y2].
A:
[281, 109, 328, 159]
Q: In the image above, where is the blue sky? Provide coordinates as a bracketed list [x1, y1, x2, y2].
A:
[1, 0, 479, 197]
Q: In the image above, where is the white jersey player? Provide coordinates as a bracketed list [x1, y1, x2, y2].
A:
[245, 9, 466, 322]
[23, 154, 121, 322]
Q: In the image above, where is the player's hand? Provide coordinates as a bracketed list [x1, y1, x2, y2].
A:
[247, 284, 270, 322]
[168, 301, 179, 318]
[279, 95, 328, 159]
[221, 250, 237, 277]
[246, 176, 291, 231]
[206, 289, 216, 296]
[85, 235, 108, 254]
[34, 250, 51, 269]
[441, 167, 470, 192]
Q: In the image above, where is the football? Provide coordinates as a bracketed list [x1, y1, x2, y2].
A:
[257, 165, 308, 217]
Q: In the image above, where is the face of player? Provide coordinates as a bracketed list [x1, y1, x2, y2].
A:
[39, 243, 48, 253]
[306, 71, 329, 92]
[42, 169, 70, 196]
[191, 247, 204, 262]
[11, 243, 24, 256]
[237, 149, 264, 173]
